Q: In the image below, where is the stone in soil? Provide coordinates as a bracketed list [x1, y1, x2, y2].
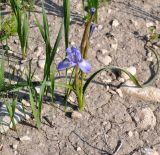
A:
[131, 107, 156, 130]
[71, 111, 82, 120]
[142, 148, 159, 155]
[96, 52, 112, 65]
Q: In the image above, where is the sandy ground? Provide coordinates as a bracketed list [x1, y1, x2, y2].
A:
[0, 0, 160, 154]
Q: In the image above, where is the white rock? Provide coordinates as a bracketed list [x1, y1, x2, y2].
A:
[137, 107, 156, 130]
[21, 99, 30, 107]
[118, 77, 125, 83]
[35, 86, 41, 94]
[146, 22, 154, 27]
[101, 49, 109, 55]
[15, 64, 20, 71]
[7, 50, 13, 54]
[0, 144, 3, 151]
[97, 44, 101, 48]
[111, 43, 118, 50]
[121, 66, 137, 80]
[67, 68, 74, 74]
[147, 57, 153, 62]
[103, 78, 112, 83]
[12, 143, 18, 150]
[37, 58, 45, 69]
[98, 25, 103, 30]
[71, 111, 82, 120]
[142, 148, 159, 155]
[20, 136, 31, 141]
[77, 147, 82, 151]
[107, 9, 112, 14]
[109, 89, 116, 95]
[155, 21, 159, 25]
[131, 20, 138, 27]
[71, 41, 75, 46]
[128, 131, 133, 137]
[97, 54, 112, 66]
[116, 89, 123, 98]
[147, 52, 152, 57]
[112, 19, 120, 27]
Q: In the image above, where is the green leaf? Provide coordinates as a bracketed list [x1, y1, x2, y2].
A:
[0, 52, 4, 90]
[34, 15, 45, 40]
[37, 78, 46, 125]
[83, 66, 141, 94]
[29, 89, 40, 128]
[63, 0, 70, 48]
[6, 99, 17, 130]
[50, 63, 55, 101]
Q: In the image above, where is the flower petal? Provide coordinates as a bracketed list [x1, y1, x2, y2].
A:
[90, 7, 96, 16]
[66, 47, 72, 55]
[78, 59, 91, 73]
[67, 47, 82, 64]
[57, 58, 71, 70]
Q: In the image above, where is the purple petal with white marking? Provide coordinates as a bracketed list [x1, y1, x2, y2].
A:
[57, 58, 71, 70]
[66, 47, 72, 55]
[78, 59, 91, 73]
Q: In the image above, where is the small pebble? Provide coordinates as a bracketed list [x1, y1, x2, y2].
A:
[128, 131, 133, 137]
[77, 147, 82, 151]
[20, 136, 31, 141]
[109, 89, 116, 95]
[22, 99, 30, 107]
[118, 77, 125, 83]
[147, 52, 152, 57]
[111, 19, 120, 27]
[97, 54, 112, 66]
[146, 22, 154, 27]
[71, 111, 82, 120]
[146, 57, 153, 62]
[142, 148, 159, 155]
[111, 43, 118, 50]
[7, 50, 13, 54]
[107, 9, 112, 14]
[131, 19, 138, 27]
[101, 49, 109, 55]
[37, 58, 45, 69]
[98, 25, 103, 30]
[35, 86, 41, 94]
[116, 89, 123, 98]
[12, 143, 18, 150]
[0, 144, 3, 151]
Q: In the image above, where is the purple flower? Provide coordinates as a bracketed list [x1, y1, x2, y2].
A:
[58, 47, 91, 73]
[90, 7, 96, 16]
[89, 23, 96, 38]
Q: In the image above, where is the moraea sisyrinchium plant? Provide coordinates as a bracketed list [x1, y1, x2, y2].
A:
[57, 47, 91, 73]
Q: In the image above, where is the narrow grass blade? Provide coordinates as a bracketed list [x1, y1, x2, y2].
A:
[6, 99, 17, 131]
[38, 78, 46, 124]
[29, 89, 40, 128]
[63, 0, 70, 48]
[83, 66, 141, 94]
[0, 52, 4, 90]
[50, 63, 55, 101]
